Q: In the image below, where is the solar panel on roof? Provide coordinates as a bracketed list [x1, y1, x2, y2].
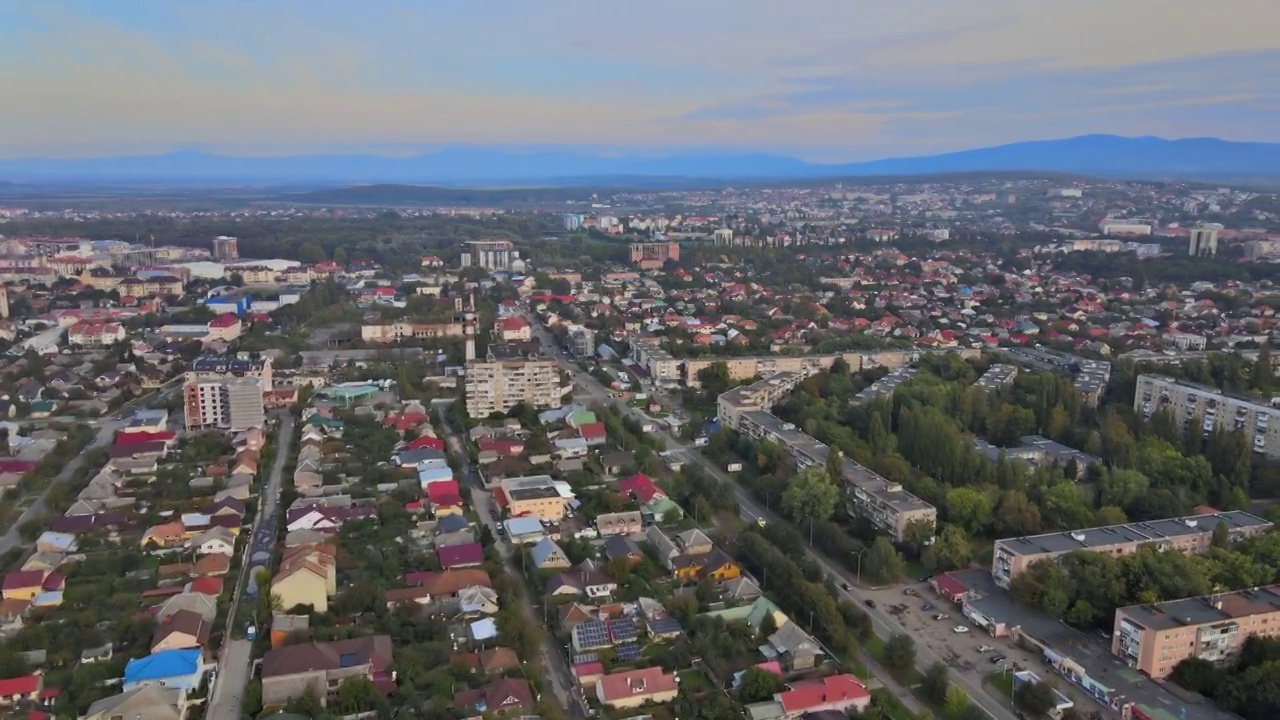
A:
[573, 653, 599, 664]
[608, 618, 638, 642]
[614, 642, 642, 662]
[648, 617, 684, 635]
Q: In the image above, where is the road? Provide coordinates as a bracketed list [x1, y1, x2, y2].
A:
[524, 313, 1019, 720]
[206, 412, 296, 720]
[433, 398, 583, 718]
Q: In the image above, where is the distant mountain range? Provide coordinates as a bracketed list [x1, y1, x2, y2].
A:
[2, 135, 1278, 184]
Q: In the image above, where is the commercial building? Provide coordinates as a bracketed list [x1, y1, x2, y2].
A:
[496, 475, 575, 521]
[719, 373, 937, 541]
[1188, 223, 1223, 257]
[465, 357, 569, 418]
[360, 321, 464, 343]
[991, 510, 1271, 589]
[628, 242, 680, 269]
[461, 240, 520, 271]
[1113, 585, 1280, 679]
[1135, 374, 1280, 457]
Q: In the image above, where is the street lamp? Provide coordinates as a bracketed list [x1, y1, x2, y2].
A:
[853, 547, 869, 585]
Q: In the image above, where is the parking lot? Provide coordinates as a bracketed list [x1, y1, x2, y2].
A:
[864, 581, 1046, 681]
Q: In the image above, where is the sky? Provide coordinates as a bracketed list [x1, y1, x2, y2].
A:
[1, 0, 1277, 161]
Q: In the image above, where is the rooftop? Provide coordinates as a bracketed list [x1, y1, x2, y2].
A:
[1119, 585, 1280, 632]
[995, 510, 1271, 557]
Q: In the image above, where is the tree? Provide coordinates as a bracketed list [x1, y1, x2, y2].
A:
[1252, 345, 1273, 395]
[993, 489, 1042, 536]
[944, 686, 972, 718]
[863, 536, 905, 584]
[932, 525, 972, 571]
[781, 466, 839, 524]
[1169, 657, 1220, 695]
[739, 666, 786, 702]
[1014, 680, 1057, 716]
[883, 633, 916, 673]
[945, 487, 992, 535]
[921, 661, 950, 704]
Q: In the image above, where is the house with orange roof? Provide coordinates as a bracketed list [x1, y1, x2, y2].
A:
[141, 521, 186, 549]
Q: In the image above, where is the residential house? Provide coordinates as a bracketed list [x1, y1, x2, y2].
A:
[83, 686, 182, 720]
[383, 569, 492, 608]
[530, 538, 572, 570]
[157, 591, 218, 624]
[141, 521, 186, 549]
[453, 678, 535, 717]
[596, 667, 679, 709]
[458, 647, 520, 675]
[646, 527, 740, 581]
[595, 511, 642, 537]
[151, 609, 211, 653]
[260, 635, 394, 707]
[766, 622, 823, 671]
[776, 674, 871, 717]
[188, 527, 236, 556]
[437, 542, 485, 569]
[603, 535, 644, 566]
[122, 649, 203, 692]
[1, 571, 46, 602]
[0, 599, 29, 635]
[0, 674, 41, 705]
[548, 561, 617, 599]
[272, 544, 337, 613]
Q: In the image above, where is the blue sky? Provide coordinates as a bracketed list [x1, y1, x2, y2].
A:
[1, 0, 1276, 161]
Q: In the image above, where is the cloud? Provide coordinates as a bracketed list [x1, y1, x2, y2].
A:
[0, 1, 1276, 159]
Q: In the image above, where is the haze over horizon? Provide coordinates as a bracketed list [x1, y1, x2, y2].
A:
[1, 1, 1277, 162]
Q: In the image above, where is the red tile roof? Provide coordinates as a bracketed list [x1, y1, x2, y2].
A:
[209, 313, 240, 328]
[617, 474, 662, 504]
[437, 542, 485, 568]
[0, 674, 40, 698]
[1, 571, 45, 591]
[777, 674, 870, 715]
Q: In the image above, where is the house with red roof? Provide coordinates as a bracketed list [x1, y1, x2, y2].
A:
[426, 480, 463, 516]
[114, 430, 177, 447]
[206, 313, 243, 341]
[617, 474, 664, 504]
[775, 674, 871, 717]
[496, 316, 532, 342]
[404, 434, 444, 452]
[0, 674, 42, 705]
[477, 437, 524, 463]
[437, 542, 485, 569]
[577, 422, 607, 446]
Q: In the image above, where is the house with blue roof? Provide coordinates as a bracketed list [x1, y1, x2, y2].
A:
[123, 649, 203, 692]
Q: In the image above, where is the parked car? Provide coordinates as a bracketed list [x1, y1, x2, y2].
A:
[977, 645, 994, 653]
[933, 613, 950, 621]
[864, 599, 876, 609]
[903, 587, 919, 597]
[952, 625, 970, 634]
[921, 602, 935, 612]
[991, 655, 1007, 664]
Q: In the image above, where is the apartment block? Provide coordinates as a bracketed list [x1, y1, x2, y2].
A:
[567, 325, 596, 358]
[664, 348, 978, 390]
[719, 373, 937, 541]
[183, 354, 272, 431]
[461, 239, 519, 271]
[974, 363, 1019, 392]
[628, 242, 680, 269]
[1113, 585, 1280, 679]
[465, 358, 568, 418]
[1004, 347, 1110, 407]
[991, 511, 1271, 589]
[853, 367, 919, 404]
[1135, 374, 1280, 458]
[361, 321, 464, 343]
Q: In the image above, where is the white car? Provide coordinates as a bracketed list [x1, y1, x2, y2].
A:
[952, 625, 970, 634]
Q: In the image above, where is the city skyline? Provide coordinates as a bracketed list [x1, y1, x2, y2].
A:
[1, 1, 1277, 161]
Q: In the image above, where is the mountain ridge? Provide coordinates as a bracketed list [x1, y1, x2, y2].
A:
[1, 135, 1277, 183]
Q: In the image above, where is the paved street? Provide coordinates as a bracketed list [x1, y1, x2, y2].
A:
[523, 313, 1019, 720]
[434, 399, 584, 717]
[206, 412, 296, 720]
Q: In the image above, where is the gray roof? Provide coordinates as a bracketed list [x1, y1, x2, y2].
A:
[1119, 585, 1280, 632]
[996, 510, 1271, 557]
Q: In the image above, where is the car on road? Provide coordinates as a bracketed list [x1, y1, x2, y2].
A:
[864, 599, 876, 608]
[840, 582, 850, 591]
[921, 602, 935, 611]
[977, 645, 994, 653]
[903, 587, 919, 596]
[933, 613, 949, 621]
[990, 655, 1007, 664]
[952, 625, 970, 634]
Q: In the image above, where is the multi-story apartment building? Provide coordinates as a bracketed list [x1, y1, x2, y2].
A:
[211, 236, 239, 261]
[1135, 374, 1280, 457]
[184, 377, 266, 431]
[991, 511, 1272, 589]
[1004, 348, 1110, 407]
[465, 358, 568, 418]
[1112, 585, 1280, 679]
[974, 363, 1019, 392]
[719, 373, 937, 541]
[567, 325, 596, 358]
[641, 348, 978, 390]
[360, 321, 464, 343]
[628, 242, 680, 269]
[461, 240, 518, 271]
[853, 367, 919, 404]
[183, 354, 273, 431]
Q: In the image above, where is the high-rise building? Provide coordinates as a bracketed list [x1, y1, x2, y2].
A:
[0, 284, 9, 319]
[562, 214, 583, 231]
[628, 242, 680, 269]
[1188, 223, 1223, 256]
[465, 355, 568, 417]
[567, 325, 596, 358]
[212, 236, 240, 261]
[183, 354, 272, 430]
[462, 240, 518, 271]
[1113, 585, 1280, 679]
